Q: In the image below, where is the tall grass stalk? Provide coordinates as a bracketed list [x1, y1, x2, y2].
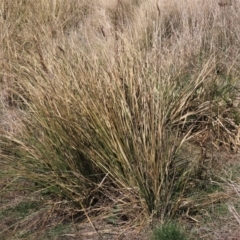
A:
[1, 0, 240, 230]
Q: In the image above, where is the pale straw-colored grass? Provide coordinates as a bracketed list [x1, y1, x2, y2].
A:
[1, 0, 240, 237]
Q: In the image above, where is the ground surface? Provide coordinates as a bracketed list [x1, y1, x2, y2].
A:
[0, 149, 240, 239]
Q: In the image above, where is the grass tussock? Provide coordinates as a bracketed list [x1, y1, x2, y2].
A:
[1, 0, 240, 238]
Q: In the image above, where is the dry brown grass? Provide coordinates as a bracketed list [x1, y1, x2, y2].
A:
[1, 0, 240, 239]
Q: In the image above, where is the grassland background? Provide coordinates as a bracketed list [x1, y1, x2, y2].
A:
[1, 0, 240, 239]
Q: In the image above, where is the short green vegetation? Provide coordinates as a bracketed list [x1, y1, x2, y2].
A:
[152, 222, 187, 240]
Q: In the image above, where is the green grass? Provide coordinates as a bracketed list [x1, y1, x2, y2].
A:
[152, 222, 188, 240]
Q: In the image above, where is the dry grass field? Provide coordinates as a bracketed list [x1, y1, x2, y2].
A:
[1, 0, 240, 239]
